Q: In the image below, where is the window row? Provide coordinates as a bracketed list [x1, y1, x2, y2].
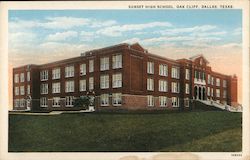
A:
[147, 79, 180, 93]
[14, 72, 30, 83]
[147, 62, 180, 79]
[207, 87, 227, 98]
[147, 96, 185, 107]
[14, 99, 26, 108]
[14, 85, 30, 96]
[207, 74, 227, 87]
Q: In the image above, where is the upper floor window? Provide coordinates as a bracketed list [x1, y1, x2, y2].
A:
[89, 60, 94, 73]
[216, 89, 220, 98]
[159, 80, 167, 92]
[40, 83, 48, 94]
[15, 87, 19, 96]
[20, 73, 25, 82]
[65, 81, 74, 93]
[20, 86, 24, 95]
[80, 64, 86, 76]
[171, 67, 180, 79]
[27, 72, 30, 81]
[65, 66, 74, 78]
[147, 78, 154, 91]
[52, 82, 61, 94]
[112, 54, 122, 69]
[112, 73, 122, 88]
[211, 88, 214, 97]
[211, 77, 214, 85]
[40, 70, 48, 81]
[216, 78, 220, 87]
[14, 74, 19, 83]
[223, 90, 227, 98]
[185, 83, 189, 94]
[79, 79, 86, 92]
[27, 85, 30, 95]
[202, 72, 205, 80]
[159, 64, 168, 77]
[185, 69, 190, 80]
[52, 68, 60, 79]
[223, 80, 227, 88]
[207, 74, 211, 84]
[100, 57, 109, 71]
[89, 77, 94, 90]
[207, 87, 210, 96]
[147, 62, 154, 74]
[100, 75, 109, 89]
[171, 82, 180, 93]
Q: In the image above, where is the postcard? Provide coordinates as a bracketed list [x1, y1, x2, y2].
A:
[0, 1, 249, 160]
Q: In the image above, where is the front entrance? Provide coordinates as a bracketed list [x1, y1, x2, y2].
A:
[194, 86, 206, 100]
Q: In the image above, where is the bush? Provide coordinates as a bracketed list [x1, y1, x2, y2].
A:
[74, 96, 91, 110]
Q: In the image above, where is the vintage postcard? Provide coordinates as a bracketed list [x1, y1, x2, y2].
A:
[0, 1, 249, 160]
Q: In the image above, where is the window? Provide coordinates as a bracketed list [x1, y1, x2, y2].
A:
[100, 75, 109, 89]
[89, 77, 94, 90]
[65, 81, 74, 93]
[14, 74, 19, 83]
[27, 85, 30, 95]
[172, 97, 179, 107]
[185, 83, 189, 94]
[20, 73, 25, 82]
[184, 98, 189, 107]
[15, 87, 19, 96]
[100, 57, 109, 71]
[147, 78, 154, 91]
[40, 70, 48, 81]
[211, 77, 214, 85]
[211, 88, 214, 97]
[207, 87, 210, 96]
[147, 95, 154, 107]
[79, 79, 86, 92]
[159, 96, 167, 107]
[52, 68, 60, 79]
[171, 67, 180, 79]
[113, 73, 122, 88]
[14, 99, 19, 108]
[202, 72, 205, 80]
[52, 82, 60, 93]
[216, 78, 220, 87]
[89, 60, 94, 73]
[216, 89, 220, 98]
[27, 72, 30, 81]
[65, 66, 74, 78]
[52, 97, 60, 107]
[159, 64, 168, 76]
[40, 97, 48, 107]
[223, 80, 227, 88]
[80, 64, 86, 76]
[195, 71, 198, 79]
[223, 90, 227, 98]
[20, 99, 25, 107]
[208, 74, 211, 84]
[112, 93, 122, 106]
[65, 96, 74, 107]
[112, 54, 122, 69]
[159, 80, 167, 92]
[40, 83, 48, 94]
[171, 82, 180, 93]
[20, 86, 25, 95]
[147, 62, 154, 74]
[185, 69, 190, 80]
[101, 94, 109, 106]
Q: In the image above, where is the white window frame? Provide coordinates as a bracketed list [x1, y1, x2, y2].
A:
[100, 57, 109, 71]
[172, 97, 179, 107]
[207, 87, 210, 96]
[216, 89, 220, 98]
[223, 80, 227, 88]
[216, 78, 220, 87]
[40, 83, 48, 94]
[159, 64, 168, 77]
[14, 74, 19, 83]
[65, 65, 74, 78]
[208, 74, 211, 84]
[20, 86, 25, 95]
[40, 97, 48, 107]
[27, 85, 30, 95]
[147, 78, 154, 91]
[20, 99, 25, 107]
[100, 75, 109, 89]
[65, 96, 74, 107]
[52, 82, 61, 94]
[89, 77, 94, 90]
[147, 95, 154, 107]
[40, 70, 48, 81]
[27, 71, 30, 81]
[171, 67, 180, 79]
[112, 73, 122, 88]
[79, 79, 86, 92]
[112, 54, 122, 69]
[52, 68, 61, 79]
[112, 93, 122, 106]
[185, 83, 189, 94]
[15, 87, 19, 96]
[211, 88, 214, 97]
[147, 62, 154, 74]
[80, 63, 86, 76]
[89, 60, 94, 73]
[223, 90, 227, 98]
[65, 81, 74, 93]
[52, 97, 61, 107]
[185, 69, 190, 80]
[20, 73, 25, 82]
[171, 82, 180, 93]
[14, 99, 20, 108]
[159, 80, 167, 92]
[100, 94, 109, 106]
[159, 96, 167, 107]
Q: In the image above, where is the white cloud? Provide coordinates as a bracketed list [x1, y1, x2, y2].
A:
[220, 43, 241, 48]
[232, 27, 242, 36]
[46, 31, 78, 41]
[121, 38, 141, 44]
[90, 20, 117, 28]
[96, 21, 172, 37]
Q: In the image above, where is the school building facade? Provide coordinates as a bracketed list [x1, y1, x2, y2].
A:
[12, 43, 238, 111]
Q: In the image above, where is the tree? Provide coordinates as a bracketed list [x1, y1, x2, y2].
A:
[74, 96, 91, 110]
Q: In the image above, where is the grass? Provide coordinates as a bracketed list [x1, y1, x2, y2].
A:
[8, 111, 242, 152]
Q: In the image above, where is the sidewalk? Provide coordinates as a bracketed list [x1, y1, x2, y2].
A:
[9, 109, 94, 115]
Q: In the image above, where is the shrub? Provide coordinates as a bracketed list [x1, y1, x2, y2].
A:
[74, 96, 91, 110]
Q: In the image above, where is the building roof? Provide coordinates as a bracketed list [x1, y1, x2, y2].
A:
[189, 54, 209, 64]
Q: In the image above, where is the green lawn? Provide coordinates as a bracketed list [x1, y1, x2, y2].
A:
[8, 111, 242, 152]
